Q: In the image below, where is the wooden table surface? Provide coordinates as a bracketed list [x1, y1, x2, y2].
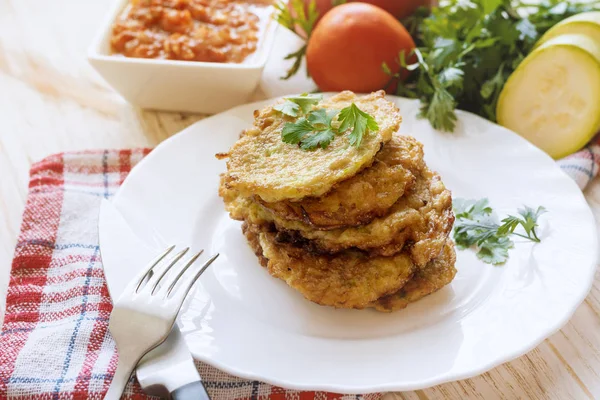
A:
[2, 0, 600, 399]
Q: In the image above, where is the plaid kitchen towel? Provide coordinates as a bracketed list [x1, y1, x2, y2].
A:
[0, 150, 382, 400]
[0, 138, 599, 400]
[556, 134, 600, 189]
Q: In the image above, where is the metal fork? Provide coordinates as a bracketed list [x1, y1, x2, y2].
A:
[105, 246, 219, 400]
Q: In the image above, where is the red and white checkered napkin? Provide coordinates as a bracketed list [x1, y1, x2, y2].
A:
[556, 134, 600, 189]
[0, 150, 382, 400]
[0, 138, 598, 400]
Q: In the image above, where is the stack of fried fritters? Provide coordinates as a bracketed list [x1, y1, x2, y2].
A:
[218, 91, 456, 312]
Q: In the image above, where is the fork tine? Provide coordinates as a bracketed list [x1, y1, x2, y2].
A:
[150, 248, 203, 295]
[167, 253, 219, 299]
[146, 247, 190, 294]
[159, 250, 205, 297]
[134, 245, 175, 293]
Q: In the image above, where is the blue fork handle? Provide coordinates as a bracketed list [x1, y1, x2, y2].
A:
[171, 381, 211, 400]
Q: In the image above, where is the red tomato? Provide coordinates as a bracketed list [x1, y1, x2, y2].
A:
[306, 3, 416, 93]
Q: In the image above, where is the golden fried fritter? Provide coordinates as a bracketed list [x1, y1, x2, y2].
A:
[223, 165, 454, 266]
[243, 222, 417, 309]
[370, 242, 457, 312]
[218, 91, 401, 203]
[257, 135, 424, 229]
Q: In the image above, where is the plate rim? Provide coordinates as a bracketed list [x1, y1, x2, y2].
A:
[105, 94, 599, 393]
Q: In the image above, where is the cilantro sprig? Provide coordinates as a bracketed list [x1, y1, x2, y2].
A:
[453, 198, 546, 265]
[275, 94, 379, 150]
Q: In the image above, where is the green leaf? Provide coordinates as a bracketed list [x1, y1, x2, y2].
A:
[453, 198, 545, 265]
[274, 0, 320, 79]
[291, 0, 307, 24]
[280, 106, 348, 150]
[381, 62, 392, 76]
[497, 205, 546, 242]
[487, 15, 520, 47]
[421, 84, 457, 132]
[453, 198, 493, 219]
[299, 0, 319, 38]
[481, 0, 503, 15]
[497, 215, 520, 236]
[453, 198, 477, 218]
[438, 67, 464, 89]
[300, 128, 336, 150]
[273, 0, 295, 31]
[430, 38, 460, 70]
[286, 93, 323, 114]
[275, 93, 323, 116]
[337, 103, 379, 147]
[518, 206, 546, 235]
[479, 62, 505, 120]
[281, 45, 307, 80]
[454, 218, 499, 247]
[307, 108, 339, 127]
[480, 80, 495, 100]
[282, 118, 314, 144]
[473, 37, 499, 49]
[274, 101, 300, 117]
[477, 236, 512, 265]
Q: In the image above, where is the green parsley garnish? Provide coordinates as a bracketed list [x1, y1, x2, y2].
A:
[276, 94, 378, 150]
[386, 0, 600, 132]
[453, 198, 546, 265]
[274, 93, 323, 117]
[273, 101, 300, 118]
[337, 103, 379, 147]
[282, 109, 339, 150]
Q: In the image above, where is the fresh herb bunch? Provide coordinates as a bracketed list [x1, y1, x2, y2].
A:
[453, 198, 546, 265]
[274, 0, 319, 79]
[388, 0, 600, 131]
[276, 94, 379, 150]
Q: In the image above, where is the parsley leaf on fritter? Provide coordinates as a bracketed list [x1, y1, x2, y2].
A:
[300, 128, 337, 150]
[282, 118, 314, 144]
[286, 93, 323, 114]
[274, 93, 323, 117]
[282, 108, 338, 150]
[274, 101, 300, 117]
[281, 100, 378, 150]
[338, 103, 380, 147]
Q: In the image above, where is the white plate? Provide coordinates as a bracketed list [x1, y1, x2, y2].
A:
[98, 95, 598, 393]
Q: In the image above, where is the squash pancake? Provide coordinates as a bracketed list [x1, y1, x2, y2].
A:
[257, 135, 424, 229]
[370, 242, 457, 312]
[223, 165, 454, 267]
[243, 222, 418, 309]
[219, 91, 401, 202]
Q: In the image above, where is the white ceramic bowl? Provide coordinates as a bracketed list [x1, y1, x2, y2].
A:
[88, 0, 278, 114]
